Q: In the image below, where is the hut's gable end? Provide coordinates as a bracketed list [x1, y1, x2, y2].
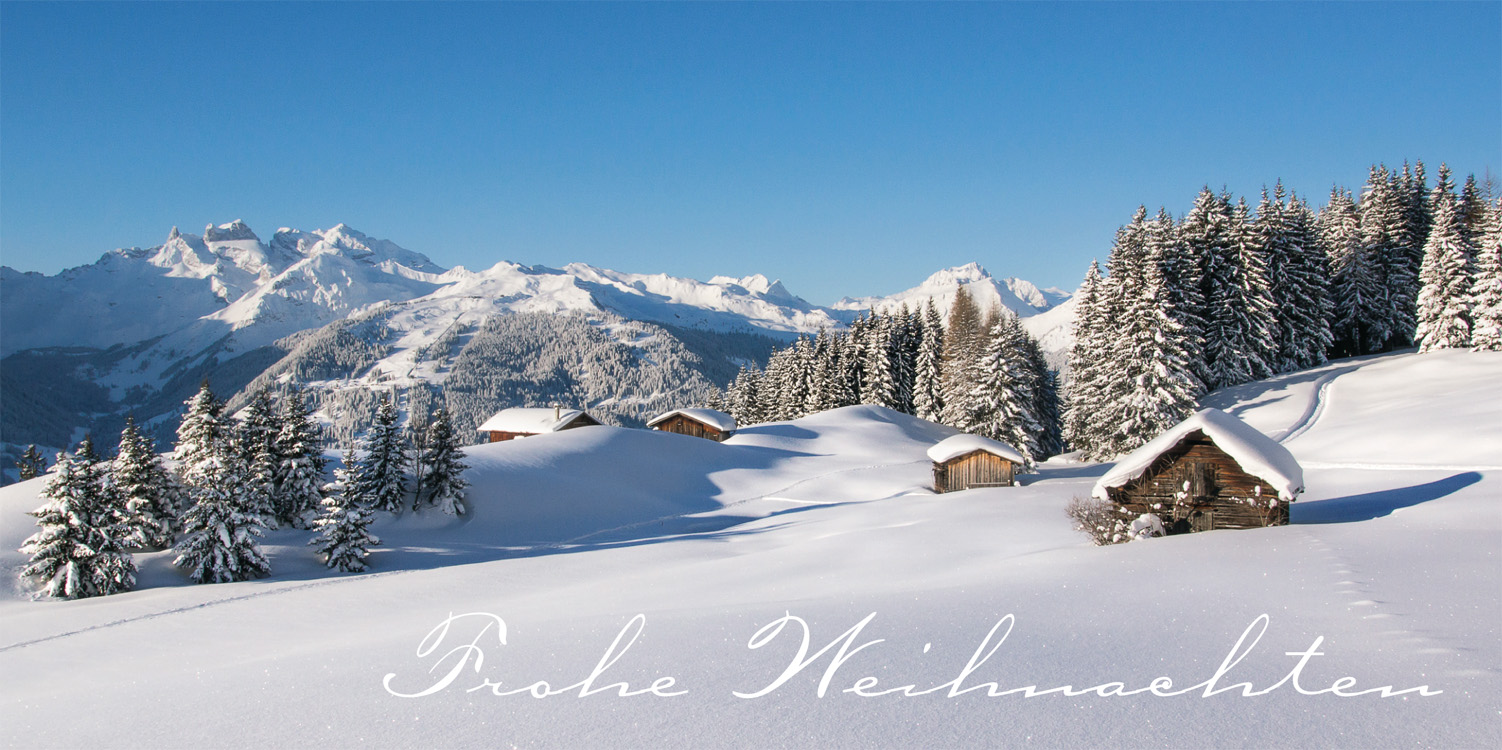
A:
[934, 449, 1015, 493]
[1109, 433, 1288, 531]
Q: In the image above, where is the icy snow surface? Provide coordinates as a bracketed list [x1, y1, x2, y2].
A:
[1092, 407, 1305, 501]
[1, 352, 1499, 748]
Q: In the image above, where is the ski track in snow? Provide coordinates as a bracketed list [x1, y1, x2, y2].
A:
[0, 569, 411, 654]
[1275, 367, 1343, 444]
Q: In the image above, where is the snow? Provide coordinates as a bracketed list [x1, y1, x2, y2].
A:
[475, 407, 592, 435]
[1093, 407, 1305, 501]
[926, 433, 1026, 464]
[0, 352, 1499, 747]
[833, 262, 1068, 321]
[646, 408, 738, 434]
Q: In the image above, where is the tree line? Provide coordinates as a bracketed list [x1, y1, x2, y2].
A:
[1067, 162, 1501, 461]
[15, 382, 470, 600]
[714, 293, 1064, 467]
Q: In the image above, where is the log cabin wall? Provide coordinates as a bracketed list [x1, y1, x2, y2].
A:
[1105, 432, 1289, 531]
[487, 431, 529, 442]
[653, 415, 726, 442]
[934, 450, 1015, 493]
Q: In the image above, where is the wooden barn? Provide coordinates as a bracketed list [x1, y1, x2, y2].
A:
[928, 434, 1026, 493]
[476, 406, 599, 443]
[647, 408, 737, 442]
[1092, 408, 1304, 533]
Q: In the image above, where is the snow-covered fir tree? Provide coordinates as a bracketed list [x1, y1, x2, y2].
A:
[350, 393, 409, 513]
[725, 366, 766, 426]
[912, 300, 946, 421]
[967, 313, 1043, 465]
[310, 447, 380, 572]
[15, 445, 46, 481]
[1258, 184, 1331, 373]
[417, 407, 470, 515]
[939, 286, 985, 428]
[19, 438, 137, 599]
[1322, 186, 1384, 358]
[861, 312, 901, 410]
[1415, 171, 1475, 351]
[272, 387, 327, 529]
[1149, 206, 1207, 386]
[236, 388, 282, 527]
[1357, 165, 1402, 352]
[173, 438, 270, 584]
[1063, 260, 1106, 451]
[1469, 198, 1502, 351]
[174, 382, 232, 488]
[112, 415, 181, 549]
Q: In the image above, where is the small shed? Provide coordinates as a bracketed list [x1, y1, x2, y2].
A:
[1092, 408, 1304, 533]
[476, 407, 599, 443]
[647, 408, 737, 442]
[928, 434, 1026, 493]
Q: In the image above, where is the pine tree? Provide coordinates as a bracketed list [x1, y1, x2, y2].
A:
[968, 314, 1041, 465]
[1322, 186, 1383, 358]
[113, 416, 182, 549]
[236, 388, 282, 527]
[1415, 173, 1475, 351]
[15, 445, 46, 481]
[311, 447, 380, 572]
[939, 286, 985, 427]
[1470, 199, 1502, 351]
[418, 407, 470, 516]
[1282, 193, 1333, 369]
[173, 440, 270, 584]
[912, 300, 946, 421]
[174, 381, 230, 488]
[1063, 260, 1106, 451]
[273, 387, 327, 528]
[19, 439, 136, 599]
[1358, 165, 1401, 351]
[1151, 206, 1207, 385]
[350, 393, 409, 513]
[861, 312, 900, 410]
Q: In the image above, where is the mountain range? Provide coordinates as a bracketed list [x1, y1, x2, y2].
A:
[0, 221, 1075, 472]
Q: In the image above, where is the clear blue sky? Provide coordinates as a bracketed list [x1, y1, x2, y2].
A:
[2, 2, 1498, 304]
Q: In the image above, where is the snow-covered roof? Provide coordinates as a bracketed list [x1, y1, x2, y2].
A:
[1092, 408, 1304, 501]
[646, 408, 738, 433]
[926, 434, 1026, 465]
[477, 407, 590, 435]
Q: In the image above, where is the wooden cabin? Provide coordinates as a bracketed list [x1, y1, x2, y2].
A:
[928, 434, 1026, 493]
[647, 408, 737, 442]
[1092, 408, 1304, 534]
[476, 407, 599, 443]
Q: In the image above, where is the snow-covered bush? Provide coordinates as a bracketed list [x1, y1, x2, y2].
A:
[1066, 497, 1128, 546]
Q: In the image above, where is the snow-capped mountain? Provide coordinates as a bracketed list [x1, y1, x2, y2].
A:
[833, 262, 1071, 319]
[0, 221, 1076, 469]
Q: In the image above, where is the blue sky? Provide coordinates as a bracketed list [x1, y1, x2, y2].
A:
[2, 2, 1498, 304]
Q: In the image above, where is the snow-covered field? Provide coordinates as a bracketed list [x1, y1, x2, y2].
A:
[1, 350, 1498, 748]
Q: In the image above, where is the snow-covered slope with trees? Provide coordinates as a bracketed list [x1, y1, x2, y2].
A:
[0, 348, 1496, 748]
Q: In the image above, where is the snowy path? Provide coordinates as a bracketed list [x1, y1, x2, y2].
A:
[1274, 366, 1346, 443]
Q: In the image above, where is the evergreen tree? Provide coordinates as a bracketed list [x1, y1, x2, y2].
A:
[19, 439, 136, 599]
[311, 447, 380, 572]
[1150, 206, 1207, 385]
[1322, 186, 1383, 357]
[1063, 260, 1106, 451]
[912, 300, 946, 421]
[174, 381, 230, 488]
[861, 312, 900, 410]
[1469, 198, 1502, 351]
[1283, 193, 1333, 369]
[273, 387, 327, 529]
[113, 416, 181, 549]
[1358, 165, 1402, 351]
[418, 407, 470, 516]
[236, 388, 282, 527]
[173, 438, 270, 584]
[15, 445, 46, 481]
[968, 314, 1041, 465]
[939, 286, 985, 427]
[1415, 174, 1475, 351]
[350, 393, 409, 513]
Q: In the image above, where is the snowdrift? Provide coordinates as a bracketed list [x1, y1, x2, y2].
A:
[1, 351, 1498, 749]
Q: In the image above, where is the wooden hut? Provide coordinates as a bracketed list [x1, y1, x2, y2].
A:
[1092, 408, 1304, 533]
[928, 434, 1026, 493]
[476, 407, 599, 443]
[647, 408, 737, 442]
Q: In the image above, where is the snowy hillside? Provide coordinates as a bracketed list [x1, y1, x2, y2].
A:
[1, 223, 1077, 470]
[0, 349, 1496, 748]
